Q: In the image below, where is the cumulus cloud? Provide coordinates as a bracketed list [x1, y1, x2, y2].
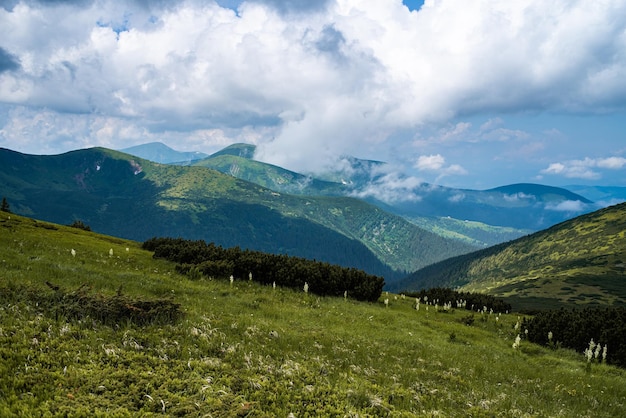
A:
[541, 157, 626, 180]
[503, 192, 536, 203]
[545, 200, 588, 212]
[0, 0, 625, 182]
[415, 154, 467, 182]
[349, 170, 425, 203]
[416, 154, 445, 171]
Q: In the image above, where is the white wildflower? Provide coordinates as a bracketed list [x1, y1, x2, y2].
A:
[512, 334, 521, 350]
[303, 282, 309, 293]
[584, 339, 596, 363]
[602, 345, 608, 362]
[548, 331, 553, 342]
[344, 290, 347, 299]
[109, 248, 113, 257]
[70, 249, 76, 257]
[273, 281, 276, 290]
[384, 298, 389, 308]
[594, 343, 602, 360]
[249, 272, 252, 281]
[230, 275, 234, 286]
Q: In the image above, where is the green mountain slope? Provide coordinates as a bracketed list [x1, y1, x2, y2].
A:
[394, 202, 626, 310]
[124, 142, 567, 244]
[0, 147, 475, 279]
[407, 215, 532, 247]
[120, 141, 208, 163]
[2, 211, 626, 416]
[191, 153, 345, 196]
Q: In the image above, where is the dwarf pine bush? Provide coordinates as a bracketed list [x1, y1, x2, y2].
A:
[523, 307, 626, 368]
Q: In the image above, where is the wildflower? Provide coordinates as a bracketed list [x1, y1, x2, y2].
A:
[230, 275, 234, 286]
[249, 272, 253, 281]
[512, 334, 521, 350]
[584, 339, 595, 363]
[344, 290, 347, 299]
[594, 343, 602, 360]
[602, 345, 608, 362]
[548, 331, 553, 342]
[416, 303, 420, 311]
[70, 249, 76, 257]
[384, 298, 389, 308]
[126, 247, 129, 252]
[303, 282, 309, 293]
[109, 248, 113, 257]
[273, 281, 276, 290]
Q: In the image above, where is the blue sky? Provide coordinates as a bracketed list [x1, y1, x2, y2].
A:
[1, 0, 625, 192]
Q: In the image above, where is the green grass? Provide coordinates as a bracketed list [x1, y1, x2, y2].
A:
[2, 211, 626, 416]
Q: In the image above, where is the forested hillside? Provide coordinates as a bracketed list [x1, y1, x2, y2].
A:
[0, 147, 475, 280]
[394, 202, 626, 310]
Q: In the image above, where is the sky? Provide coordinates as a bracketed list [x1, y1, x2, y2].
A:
[1, 0, 626, 192]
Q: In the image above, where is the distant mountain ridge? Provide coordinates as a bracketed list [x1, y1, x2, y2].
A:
[120, 142, 208, 164]
[177, 143, 593, 234]
[0, 146, 477, 282]
[119, 142, 600, 245]
[391, 202, 626, 310]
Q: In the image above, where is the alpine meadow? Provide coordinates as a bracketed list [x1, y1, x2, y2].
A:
[2, 210, 626, 416]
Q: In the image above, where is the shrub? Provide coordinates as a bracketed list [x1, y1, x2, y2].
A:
[142, 237, 384, 302]
[68, 220, 91, 231]
[0, 282, 183, 326]
[523, 307, 626, 368]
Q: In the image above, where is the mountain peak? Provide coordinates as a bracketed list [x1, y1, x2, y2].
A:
[208, 143, 256, 159]
[120, 142, 208, 164]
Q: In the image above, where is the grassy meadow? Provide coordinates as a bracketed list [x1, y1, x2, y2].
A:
[1, 211, 626, 417]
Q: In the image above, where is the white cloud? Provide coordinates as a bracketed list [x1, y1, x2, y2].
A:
[349, 171, 425, 203]
[448, 193, 465, 203]
[503, 192, 536, 203]
[541, 156, 626, 180]
[416, 154, 445, 171]
[545, 200, 588, 212]
[597, 156, 626, 169]
[414, 154, 467, 182]
[0, 0, 625, 179]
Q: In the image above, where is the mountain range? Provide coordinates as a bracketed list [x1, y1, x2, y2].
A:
[0, 146, 477, 282]
[2, 142, 622, 283]
[120, 142, 208, 164]
[149, 142, 599, 239]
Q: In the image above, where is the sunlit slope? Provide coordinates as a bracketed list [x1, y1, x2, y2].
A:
[395, 202, 626, 310]
[1, 211, 625, 416]
[0, 147, 475, 276]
